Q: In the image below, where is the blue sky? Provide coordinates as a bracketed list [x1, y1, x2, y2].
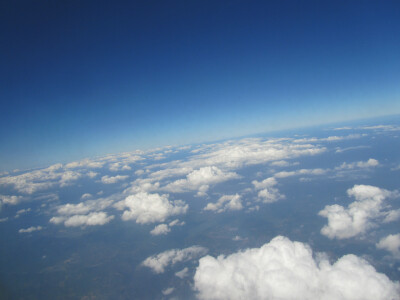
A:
[1, 0, 400, 171]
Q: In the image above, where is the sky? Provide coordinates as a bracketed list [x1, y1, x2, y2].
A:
[1, 0, 400, 171]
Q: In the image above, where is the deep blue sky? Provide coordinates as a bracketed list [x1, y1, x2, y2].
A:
[1, 0, 400, 171]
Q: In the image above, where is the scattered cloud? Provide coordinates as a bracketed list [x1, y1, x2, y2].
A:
[319, 185, 398, 239]
[162, 287, 174, 296]
[115, 192, 188, 224]
[335, 158, 379, 170]
[204, 194, 243, 213]
[175, 267, 189, 279]
[101, 175, 129, 184]
[0, 194, 23, 205]
[164, 166, 239, 194]
[376, 234, 400, 258]
[150, 224, 170, 236]
[19, 226, 43, 233]
[50, 212, 114, 227]
[252, 177, 284, 203]
[142, 246, 208, 274]
[194, 236, 400, 300]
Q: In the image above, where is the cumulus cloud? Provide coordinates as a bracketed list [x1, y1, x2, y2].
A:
[56, 198, 113, 216]
[319, 185, 397, 239]
[335, 158, 379, 170]
[252, 177, 284, 203]
[50, 212, 114, 227]
[115, 192, 188, 224]
[377, 234, 400, 257]
[194, 236, 400, 300]
[204, 194, 243, 213]
[150, 224, 170, 236]
[164, 166, 239, 194]
[142, 246, 208, 274]
[101, 175, 129, 184]
[19, 226, 43, 233]
[0, 194, 23, 205]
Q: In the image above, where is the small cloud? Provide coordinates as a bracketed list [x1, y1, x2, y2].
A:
[142, 246, 208, 274]
[175, 267, 189, 279]
[150, 224, 170, 236]
[162, 287, 174, 296]
[115, 192, 188, 224]
[101, 175, 129, 184]
[204, 194, 243, 213]
[377, 234, 400, 258]
[19, 226, 43, 233]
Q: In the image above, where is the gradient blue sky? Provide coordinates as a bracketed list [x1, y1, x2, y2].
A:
[1, 0, 400, 171]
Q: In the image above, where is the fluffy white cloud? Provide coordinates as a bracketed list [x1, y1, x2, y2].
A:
[142, 246, 208, 274]
[150, 224, 170, 236]
[252, 177, 284, 203]
[19, 226, 43, 233]
[59, 171, 82, 187]
[115, 192, 188, 224]
[101, 175, 129, 184]
[335, 158, 379, 170]
[0, 194, 23, 205]
[319, 185, 397, 239]
[377, 234, 400, 257]
[204, 194, 243, 213]
[383, 209, 400, 223]
[194, 236, 400, 300]
[164, 166, 239, 193]
[56, 198, 113, 216]
[50, 212, 114, 227]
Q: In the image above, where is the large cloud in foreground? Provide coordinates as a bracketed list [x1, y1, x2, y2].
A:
[194, 236, 399, 300]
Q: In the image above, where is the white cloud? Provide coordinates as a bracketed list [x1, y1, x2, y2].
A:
[142, 246, 208, 274]
[150, 224, 170, 236]
[335, 158, 379, 170]
[162, 287, 174, 296]
[151, 219, 186, 235]
[164, 166, 239, 193]
[19, 226, 43, 233]
[383, 209, 400, 223]
[115, 192, 188, 224]
[101, 175, 129, 184]
[175, 267, 189, 279]
[274, 168, 327, 178]
[81, 193, 92, 200]
[109, 162, 132, 172]
[204, 194, 243, 213]
[377, 234, 400, 257]
[59, 171, 82, 187]
[65, 159, 104, 169]
[252, 177, 284, 203]
[194, 236, 400, 300]
[0, 194, 23, 205]
[87, 171, 98, 178]
[56, 198, 113, 216]
[319, 185, 397, 239]
[52, 212, 114, 227]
